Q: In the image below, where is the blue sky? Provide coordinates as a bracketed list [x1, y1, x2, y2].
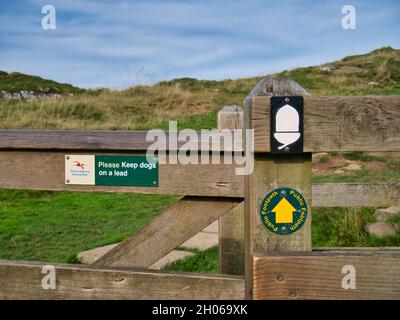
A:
[0, 0, 399, 88]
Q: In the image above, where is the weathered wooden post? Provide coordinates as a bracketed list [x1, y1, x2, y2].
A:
[244, 77, 312, 299]
[217, 106, 245, 275]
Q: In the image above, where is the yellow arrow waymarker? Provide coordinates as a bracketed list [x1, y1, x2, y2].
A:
[271, 197, 297, 224]
[260, 188, 308, 235]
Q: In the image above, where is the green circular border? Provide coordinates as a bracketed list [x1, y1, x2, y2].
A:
[259, 187, 308, 235]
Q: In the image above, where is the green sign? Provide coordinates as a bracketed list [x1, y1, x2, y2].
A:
[65, 154, 158, 187]
[95, 156, 158, 187]
[259, 187, 308, 235]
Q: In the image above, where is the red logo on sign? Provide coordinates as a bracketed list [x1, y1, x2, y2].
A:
[73, 161, 86, 170]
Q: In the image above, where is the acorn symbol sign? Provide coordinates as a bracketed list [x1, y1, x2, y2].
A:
[274, 104, 300, 150]
[270, 96, 304, 154]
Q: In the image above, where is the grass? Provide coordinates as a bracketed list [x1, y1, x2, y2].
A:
[0, 71, 84, 94]
[313, 168, 400, 183]
[0, 187, 218, 273]
[388, 214, 400, 224]
[0, 79, 256, 130]
[0, 189, 180, 263]
[165, 247, 219, 274]
[312, 207, 400, 247]
[142, 109, 219, 131]
[313, 152, 400, 183]
[279, 46, 400, 96]
[342, 151, 387, 162]
[1, 47, 398, 130]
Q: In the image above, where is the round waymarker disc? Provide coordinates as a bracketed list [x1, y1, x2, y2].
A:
[259, 187, 308, 235]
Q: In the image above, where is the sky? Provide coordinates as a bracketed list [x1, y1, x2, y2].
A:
[0, 0, 399, 89]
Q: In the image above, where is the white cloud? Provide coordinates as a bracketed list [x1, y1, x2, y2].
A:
[0, 0, 399, 88]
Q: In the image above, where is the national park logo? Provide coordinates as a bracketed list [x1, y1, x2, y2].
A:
[259, 187, 308, 235]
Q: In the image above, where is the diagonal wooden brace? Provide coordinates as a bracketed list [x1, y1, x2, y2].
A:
[94, 196, 242, 268]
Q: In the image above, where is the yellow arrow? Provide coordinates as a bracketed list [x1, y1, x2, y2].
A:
[271, 198, 297, 224]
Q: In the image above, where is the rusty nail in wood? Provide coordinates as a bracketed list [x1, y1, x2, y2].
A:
[288, 289, 298, 298]
[276, 273, 285, 281]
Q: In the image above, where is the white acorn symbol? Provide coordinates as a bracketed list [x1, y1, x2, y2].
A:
[274, 104, 300, 150]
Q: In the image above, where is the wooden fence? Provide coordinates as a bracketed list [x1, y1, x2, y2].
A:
[0, 77, 399, 299]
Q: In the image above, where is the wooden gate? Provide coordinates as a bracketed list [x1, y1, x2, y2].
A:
[0, 77, 399, 299]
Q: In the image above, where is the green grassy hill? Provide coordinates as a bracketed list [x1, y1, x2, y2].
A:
[280, 46, 400, 96]
[0, 71, 83, 94]
[0, 46, 398, 130]
[160, 46, 400, 96]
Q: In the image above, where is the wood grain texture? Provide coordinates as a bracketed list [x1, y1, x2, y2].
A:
[244, 78, 312, 299]
[218, 106, 245, 275]
[0, 149, 396, 204]
[0, 151, 243, 197]
[248, 76, 310, 97]
[0, 260, 244, 300]
[250, 154, 312, 254]
[313, 182, 400, 207]
[251, 95, 400, 152]
[95, 197, 241, 268]
[253, 251, 400, 300]
[0, 130, 242, 152]
[217, 105, 244, 130]
[219, 202, 245, 275]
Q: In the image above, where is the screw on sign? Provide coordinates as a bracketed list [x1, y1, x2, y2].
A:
[259, 187, 308, 235]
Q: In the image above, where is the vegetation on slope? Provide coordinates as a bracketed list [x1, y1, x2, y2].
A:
[1, 46, 397, 130]
[0, 71, 84, 94]
[279, 46, 400, 96]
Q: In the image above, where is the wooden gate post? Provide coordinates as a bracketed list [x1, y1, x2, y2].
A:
[244, 77, 312, 299]
[217, 106, 245, 275]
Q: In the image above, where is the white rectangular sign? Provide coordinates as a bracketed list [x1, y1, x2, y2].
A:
[65, 155, 95, 185]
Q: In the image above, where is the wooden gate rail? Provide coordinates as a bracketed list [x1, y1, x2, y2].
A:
[0, 151, 243, 197]
[313, 182, 400, 207]
[2, 94, 400, 154]
[0, 260, 244, 300]
[250, 95, 400, 152]
[0, 150, 398, 205]
[253, 249, 400, 300]
[0, 130, 242, 152]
